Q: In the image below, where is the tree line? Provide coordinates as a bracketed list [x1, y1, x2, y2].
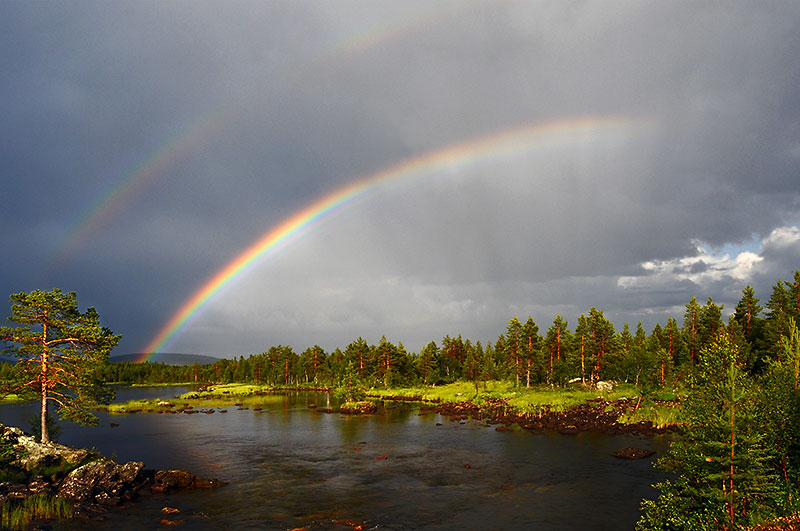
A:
[101, 271, 800, 393]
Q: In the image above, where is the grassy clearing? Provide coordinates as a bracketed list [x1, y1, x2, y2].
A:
[1, 493, 73, 531]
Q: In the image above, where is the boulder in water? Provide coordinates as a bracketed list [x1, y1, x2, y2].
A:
[612, 447, 656, 459]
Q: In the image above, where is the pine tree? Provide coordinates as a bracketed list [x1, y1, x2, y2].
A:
[765, 272, 800, 363]
[0, 289, 121, 443]
[639, 331, 782, 530]
[521, 317, 540, 387]
[504, 318, 523, 386]
[684, 296, 703, 365]
[544, 315, 569, 384]
[463, 340, 485, 394]
[344, 338, 371, 382]
[575, 314, 590, 383]
[417, 341, 441, 385]
[588, 307, 615, 383]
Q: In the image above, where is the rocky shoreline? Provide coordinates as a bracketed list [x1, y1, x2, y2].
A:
[395, 396, 678, 436]
[0, 423, 226, 523]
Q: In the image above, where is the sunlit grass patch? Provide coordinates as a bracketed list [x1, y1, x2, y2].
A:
[101, 384, 290, 413]
[0, 394, 27, 404]
[375, 381, 640, 411]
[619, 402, 683, 428]
[130, 382, 196, 387]
[503, 384, 626, 413]
[373, 381, 493, 402]
[188, 383, 272, 397]
[103, 398, 167, 413]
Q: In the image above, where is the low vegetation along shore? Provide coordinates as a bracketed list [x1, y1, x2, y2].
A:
[101, 380, 682, 436]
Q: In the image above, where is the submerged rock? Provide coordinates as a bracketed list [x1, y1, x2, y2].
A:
[153, 469, 226, 491]
[612, 447, 656, 459]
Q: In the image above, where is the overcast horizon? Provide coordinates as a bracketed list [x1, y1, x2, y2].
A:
[2, 1, 799, 357]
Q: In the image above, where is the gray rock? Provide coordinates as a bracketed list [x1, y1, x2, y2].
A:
[2, 423, 95, 472]
[57, 459, 145, 504]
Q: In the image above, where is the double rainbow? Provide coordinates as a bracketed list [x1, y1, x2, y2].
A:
[43, 3, 464, 277]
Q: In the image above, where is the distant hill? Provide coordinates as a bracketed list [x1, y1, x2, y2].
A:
[110, 353, 221, 366]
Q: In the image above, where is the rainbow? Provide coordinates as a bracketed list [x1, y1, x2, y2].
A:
[43, 114, 226, 277]
[42, 4, 462, 278]
[140, 115, 642, 359]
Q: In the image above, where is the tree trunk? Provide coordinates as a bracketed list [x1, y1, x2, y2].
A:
[40, 383, 49, 444]
[580, 335, 586, 384]
[526, 359, 531, 388]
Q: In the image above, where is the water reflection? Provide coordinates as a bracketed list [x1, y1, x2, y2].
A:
[0, 389, 668, 530]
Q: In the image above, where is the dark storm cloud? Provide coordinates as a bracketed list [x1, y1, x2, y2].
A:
[1, 1, 798, 355]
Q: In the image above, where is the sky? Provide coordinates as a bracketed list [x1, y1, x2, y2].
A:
[1, 1, 799, 358]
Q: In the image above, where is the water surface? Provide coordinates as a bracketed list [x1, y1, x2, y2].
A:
[0, 388, 668, 530]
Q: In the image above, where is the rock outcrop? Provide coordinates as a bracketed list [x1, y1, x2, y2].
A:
[2, 424, 95, 471]
[427, 397, 678, 436]
[0, 423, 226, 520]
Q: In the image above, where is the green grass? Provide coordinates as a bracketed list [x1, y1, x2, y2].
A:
[103, 380, 683, 428]
[1, 493, 73, 531]
[0, 468, 27, 483]
[375, 381, 638, 409]
[619, 402, 683, 428]
[0, 394, 27, 404]
[102, 383, 287, 413]
[191, 383, 272, 396]
[374, 381, 682, 426]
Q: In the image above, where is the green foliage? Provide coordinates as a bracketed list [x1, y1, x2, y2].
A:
[638, 477, 722, 531]
[0, 437, 15, 464]
[335, 362, 367, 402]
[0, 493, 73, 531]
[639, 331, 790, 530]
[1, 289, 120, 443]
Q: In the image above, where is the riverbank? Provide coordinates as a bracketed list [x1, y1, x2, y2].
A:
[370, 381, 682, 434]
[102, 381, 683, 434]
[0, 423, 226, 529]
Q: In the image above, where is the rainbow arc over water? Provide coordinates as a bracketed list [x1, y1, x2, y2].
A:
[140, 115, 642, 360]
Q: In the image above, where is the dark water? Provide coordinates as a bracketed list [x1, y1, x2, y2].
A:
[0, 388, 669, 530]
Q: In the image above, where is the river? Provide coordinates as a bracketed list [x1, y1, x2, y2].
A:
[0, 387, 669, 530]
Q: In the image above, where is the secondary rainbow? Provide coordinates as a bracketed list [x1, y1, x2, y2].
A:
[140, 115, 641, 359]
[43, 5, 455, 279]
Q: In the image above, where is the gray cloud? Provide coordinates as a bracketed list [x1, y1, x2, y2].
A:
[1, 1, 799, 355]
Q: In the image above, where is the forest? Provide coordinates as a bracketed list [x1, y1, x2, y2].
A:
[92, 271, 800, 394]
